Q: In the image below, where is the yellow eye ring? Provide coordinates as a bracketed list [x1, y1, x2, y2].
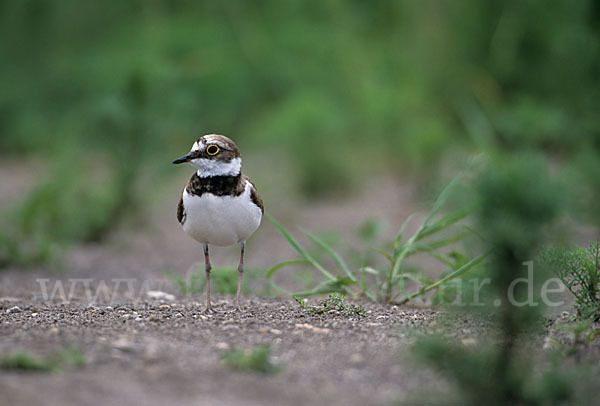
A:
[206, 145, 219, 155]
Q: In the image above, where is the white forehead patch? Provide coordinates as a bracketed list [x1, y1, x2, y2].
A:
[190, 157, 241, 178]
[191, 140, 202, 152]
[190, 135, 228, 152]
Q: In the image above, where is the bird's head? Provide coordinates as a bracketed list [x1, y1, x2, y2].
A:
[173, 134, 242, 177]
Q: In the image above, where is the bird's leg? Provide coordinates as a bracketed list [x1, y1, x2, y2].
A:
[204, 243, 213, 313]
[236, 241, 245, 309]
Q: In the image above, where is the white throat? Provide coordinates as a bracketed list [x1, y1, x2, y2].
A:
[191, 157, 242, 178]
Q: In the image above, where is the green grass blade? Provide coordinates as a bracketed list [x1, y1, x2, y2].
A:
[407, 231, 473, 256]
[292, 277, 356, 297]
[397, 252, 488, 304]
[394, 214, 415, 249]
[416, 208, 472, 241]
[266, 214, 336, 281]
[370, 247, 394, 264]
[394, 272, 422, 287]
[421, 172, 464, 227]
[429, 253, 456, 268]
[300, 227, 357, 282]
[266, 259, 310, 279]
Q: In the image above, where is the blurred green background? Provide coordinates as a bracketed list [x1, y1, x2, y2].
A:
[1, 0, 599, 265]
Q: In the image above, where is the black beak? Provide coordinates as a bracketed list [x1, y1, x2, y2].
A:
[172, 154, 193, 164]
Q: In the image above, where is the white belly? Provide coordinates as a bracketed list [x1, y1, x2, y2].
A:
[182, 182, 262, 246]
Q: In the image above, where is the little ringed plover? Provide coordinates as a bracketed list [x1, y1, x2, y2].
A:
[173, 134, 263, 311]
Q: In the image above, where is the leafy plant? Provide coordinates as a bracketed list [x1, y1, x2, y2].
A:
[295, 293, 368, 317]
[541, 242, 600, 321]
[412, 156, 591, 405]
[414, 337, 596, 406]
[267, 174, 486, 304]
[220, 345, 281, 374]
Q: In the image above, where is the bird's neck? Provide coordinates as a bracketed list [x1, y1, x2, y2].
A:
[187, 172, 245, 197]
[194, 157, 242, 178]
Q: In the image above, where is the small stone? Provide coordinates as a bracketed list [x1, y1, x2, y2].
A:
[135, 317, 143, 322]
[148, 314, 160, 322]
[31, 313, 38, 317]
[200, 315, 208, 321]
[113, 337, 136, 352]
[49, 327, 60, 335]
[270, 329, 282, 335]
[105, 306, 113, 311]
[461, 338, 477, 346]
[543, 336, 557, 350]
[295, 323, 330, 334]
[147, 291, 175, 301]
[215, 342, 230, 350]
[6, 306, 22, 314]
[159, 304, 171, 310]
[349, 353, 365, 364]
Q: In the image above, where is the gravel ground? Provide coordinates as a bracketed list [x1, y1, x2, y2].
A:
[0, 296, 453, 406]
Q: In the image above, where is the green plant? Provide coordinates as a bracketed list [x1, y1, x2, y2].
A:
[414, 338, 596, 406]
[541, 242, 600, 320]
[295, 293, 368, 317]
[0, 347, 86, 373]
[0, 351, 56, 372]
[411, 156, 593, 405]
[220, 345, 281, 374]
[267, 174, 486, 304]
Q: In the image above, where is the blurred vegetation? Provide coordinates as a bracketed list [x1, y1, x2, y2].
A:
[415, 157, 564, 405]
[0, 0, 599, 266]
[220, 345, 281, 374]
[0, 347, 86, 373]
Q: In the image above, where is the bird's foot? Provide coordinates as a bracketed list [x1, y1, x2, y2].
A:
[203, 306, 217, 314]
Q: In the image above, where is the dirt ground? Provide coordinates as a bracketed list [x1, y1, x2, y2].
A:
[1, 161, 599, 405]
[0, 296, 451, 406]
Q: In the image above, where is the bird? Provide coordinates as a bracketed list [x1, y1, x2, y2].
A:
[173, 134, 263, 312]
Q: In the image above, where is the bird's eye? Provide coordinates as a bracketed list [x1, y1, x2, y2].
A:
[206, 145, 219, 155]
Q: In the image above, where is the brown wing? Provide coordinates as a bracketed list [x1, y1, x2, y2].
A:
[244, 175, 264, 214]
[177, 194, 186, 225]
